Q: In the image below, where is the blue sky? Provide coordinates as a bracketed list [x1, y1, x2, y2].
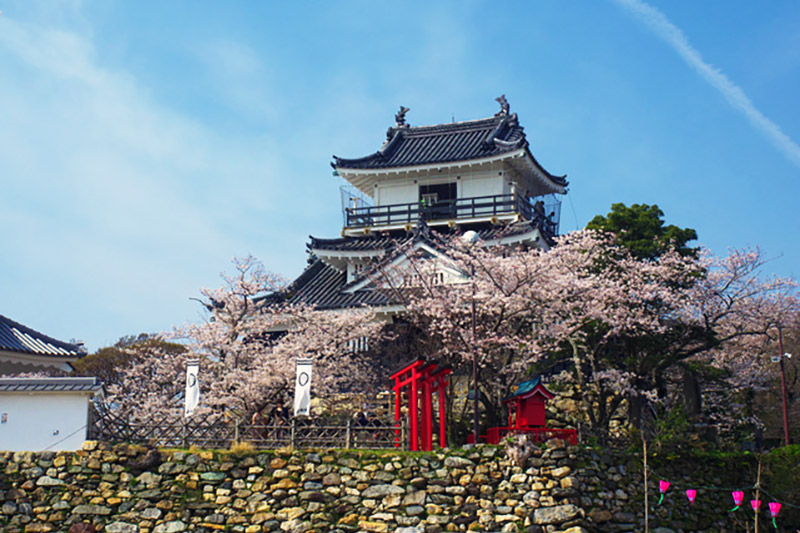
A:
[1, 1, 798, 352]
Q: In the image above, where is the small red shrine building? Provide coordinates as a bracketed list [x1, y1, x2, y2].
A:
[485, 377, 578, 445]
[503, 377, 553, 428]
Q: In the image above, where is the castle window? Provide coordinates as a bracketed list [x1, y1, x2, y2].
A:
[419, 182, 457, 205]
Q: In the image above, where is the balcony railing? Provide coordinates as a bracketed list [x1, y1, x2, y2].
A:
[345, 194, 558, 237]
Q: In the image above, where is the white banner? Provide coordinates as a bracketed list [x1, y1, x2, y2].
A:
[184, 359, 200, 417]
[293, 358, 313, 417]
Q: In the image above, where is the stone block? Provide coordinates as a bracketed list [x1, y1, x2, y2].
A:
[532, 504, 582, 525]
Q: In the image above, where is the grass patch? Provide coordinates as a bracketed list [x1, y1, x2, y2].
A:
[229, 441, 256, 456]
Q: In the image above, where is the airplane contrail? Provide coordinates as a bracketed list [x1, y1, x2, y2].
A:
[611, 0, 800, 169]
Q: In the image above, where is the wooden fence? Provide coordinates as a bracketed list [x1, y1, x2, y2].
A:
[88, 407, 406, 450]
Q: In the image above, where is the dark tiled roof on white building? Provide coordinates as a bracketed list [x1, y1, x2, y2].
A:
[333, 113, 567, 188]
[0, 377, 102, 393]
[0, 315, 84, 358]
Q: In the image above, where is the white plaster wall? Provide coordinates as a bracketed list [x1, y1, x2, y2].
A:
[0, 393, 91, 451]
[460, 173, 506, 198]
[375, 182, 416, 206]
[374, 167, 510, 207]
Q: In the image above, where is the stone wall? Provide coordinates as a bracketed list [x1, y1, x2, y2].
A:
[0, 441, 786, 533]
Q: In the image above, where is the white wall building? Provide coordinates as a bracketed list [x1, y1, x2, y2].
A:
[0, 377, 102, 452]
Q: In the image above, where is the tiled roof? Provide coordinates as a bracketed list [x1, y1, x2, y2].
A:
[0, 377, 102, 393]
[502, 377, 554, 402]
[332, 113, 567, 186]
[294, 223, 544, 310]
[0, 315, 85, 358]
[286, 260, 395, 310]
[309, 235, 400, 252]
[333, 114, 522, 170]
[309, 222, 543, 253]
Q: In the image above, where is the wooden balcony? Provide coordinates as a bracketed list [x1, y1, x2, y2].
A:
[344, 194, 558, 237]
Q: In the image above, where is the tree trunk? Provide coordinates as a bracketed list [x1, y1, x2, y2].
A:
[681, 366, 702, 416]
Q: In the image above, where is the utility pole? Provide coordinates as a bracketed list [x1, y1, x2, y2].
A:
[471, 260, 479, 446]
[643, 436, 649, 533]
[754, 458, 762, 533]
[778, 326, 791, 446]
[462, 230, 481, 446]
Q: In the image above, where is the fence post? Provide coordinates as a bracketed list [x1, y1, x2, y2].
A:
[401, 418, 408, 451]
[290, 418, 296, 449]
[345, 419, 352, 449]
[181, 421, 187, 449]
[87, 402, 95, 440]
[234, 420, 240, 446]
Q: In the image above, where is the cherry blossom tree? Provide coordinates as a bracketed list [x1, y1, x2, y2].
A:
[104, 256, 385, 422]
[376, 231, 556, 428]
[386, 229, 799, 442]
[102, 336, 189, 420]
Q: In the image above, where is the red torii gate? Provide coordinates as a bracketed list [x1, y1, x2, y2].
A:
[390, 358, 451, 451]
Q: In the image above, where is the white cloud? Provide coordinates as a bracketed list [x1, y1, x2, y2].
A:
[0, 14, 288, 349]
[611, 0, 800, 169]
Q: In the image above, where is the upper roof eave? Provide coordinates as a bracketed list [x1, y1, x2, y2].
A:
[338, 148, 567, 197]
[516, 148, 568, 194]
[332, 110, 567, 193]
[334, 149, 523, 176]
[521, 146, 568, 190]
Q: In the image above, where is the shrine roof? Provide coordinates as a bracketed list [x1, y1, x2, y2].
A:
[332, 112, 566, 186]
[0, 314, 85, 359]
[503, 377, 554, 402]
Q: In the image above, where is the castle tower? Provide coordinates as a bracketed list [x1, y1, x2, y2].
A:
[283, 98, 568, 313]
[334, 98, 567, 241]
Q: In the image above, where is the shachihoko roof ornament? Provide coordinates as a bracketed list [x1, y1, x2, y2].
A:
[395, 106, 410, 127]
[495, 94, 509, 116]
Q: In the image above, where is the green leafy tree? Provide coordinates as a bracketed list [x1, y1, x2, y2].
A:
[587, 203, 698, 260]
[71, 334, 186, 389]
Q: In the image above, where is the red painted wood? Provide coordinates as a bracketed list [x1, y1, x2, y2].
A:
[410, 369, 419, 450]
[485, 427, 578, 445]
[437, 374, 447, 447]
[391, 358, 452, 451]
[422, 374, 431, 451]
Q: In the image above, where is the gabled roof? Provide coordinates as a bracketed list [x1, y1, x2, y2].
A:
[286, 221, 550, 312]
[502, 377, 554, 403]
[332, 111, 567, 188]
[0, 315, 85, 358]
[0, 377, 102, 393]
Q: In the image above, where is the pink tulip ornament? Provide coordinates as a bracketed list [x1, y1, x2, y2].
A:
[751, 499, 762, 512]
[658, 480, 670, 505]
[769, 502, 781, 529]
[730, 491, 744, 511]
[686, 489, 697, 505]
